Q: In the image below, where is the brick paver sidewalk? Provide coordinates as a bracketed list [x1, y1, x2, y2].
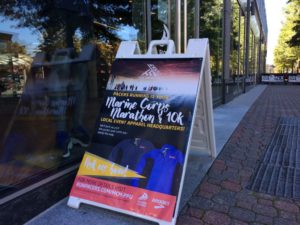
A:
[177, 85, 300, 225]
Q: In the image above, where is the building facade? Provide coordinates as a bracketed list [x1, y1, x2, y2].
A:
[0, 0, 267, 224]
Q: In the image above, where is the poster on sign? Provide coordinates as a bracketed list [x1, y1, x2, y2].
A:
[68, 39, 215, 225]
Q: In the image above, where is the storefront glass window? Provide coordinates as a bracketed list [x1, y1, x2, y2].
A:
[150, 0, 179, 52]
[249, 30, 254, 76]
[0, 0, 147, 198]
[151, 0, 168, 41]
[187, 0, 196, 41]
[240, 10, 246, 76]
[199, 0, 223, 79]
[230, 0, 245, 94]
[230, 0, 240, 79]
[199, 0, 223, 105]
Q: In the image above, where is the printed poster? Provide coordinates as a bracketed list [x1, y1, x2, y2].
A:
[69, 58, 202, 222]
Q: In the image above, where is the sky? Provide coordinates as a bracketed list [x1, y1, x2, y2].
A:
[265, 0, 288, 65]
[0, 18, 40, 55]
[0, 1, 289, 64]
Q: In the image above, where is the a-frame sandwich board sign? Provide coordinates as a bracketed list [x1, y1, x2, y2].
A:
[68, 38, 216, 225]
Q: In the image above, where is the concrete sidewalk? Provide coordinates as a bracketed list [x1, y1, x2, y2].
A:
[26, 85, 268, 225]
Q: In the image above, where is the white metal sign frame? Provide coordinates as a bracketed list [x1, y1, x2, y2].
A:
[68, 38, 216, 225]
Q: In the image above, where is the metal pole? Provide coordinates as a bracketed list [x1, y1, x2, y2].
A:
[257, 33, 262, 84]
[175, 0, 181, 53]
[195, 0, 200, 38]
[184, 0, 187, 52]
[146, 0, 152, 47]
[237, 6, 241, 92]
[243, 0, 251, 93]
[222, 0, 231, 104]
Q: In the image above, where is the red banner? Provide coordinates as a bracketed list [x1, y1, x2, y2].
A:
[70, 175, 176, 221]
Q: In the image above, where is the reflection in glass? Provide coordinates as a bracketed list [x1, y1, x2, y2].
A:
[0, 0, 146, 198]
[199, 0, 223, 79]
[199, 0, 223, 105]
[231, 0, 240, 78]
[229, 0, 245, 94]
[150, 0, 170, 53]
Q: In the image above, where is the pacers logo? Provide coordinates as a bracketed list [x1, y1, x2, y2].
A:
[137, 192, 148, 208]
[140, 64, 160, 79]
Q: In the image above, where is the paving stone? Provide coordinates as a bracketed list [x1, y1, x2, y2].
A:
[207, 177, 224, 185]
[211, 159, 227, 171]
[277, 197, 295, 203]
[252, 204, 278, 217]
[188, 196, 214, 210]
[257, 199, 273, 206]
[221, 180, 242, 192]
[180, 205, 189, 215]
[229, 207, 255, 222]
[279, 210, 297, 221]
[274, 218, 300, 225]
[295, 201, 300, 207]
[242, 159, 259, 168]
[213, 203, 230, 213]
[255, 214, 273, 225]
[240, 177, 251, 187]
[239, 169, 254, 179]
[207, 170, 225, 181]
[187, 207, 204, 219]
[199, 181, 221, 194]
[236, 192, 257, 205]
[255, 193, 275, 201]
[225, 160, 243, 170]
[176, 215, 203, 225]
[274, 200, 299, 213]
[221, 170, 239, 181]
[196, 190, 214, 199]
[231, 152, 246, 161]
[202, 210, 231, 225]
[231, 220, 248, 225]
[236, 199, 255, 210]
[212, 190, 236, 206]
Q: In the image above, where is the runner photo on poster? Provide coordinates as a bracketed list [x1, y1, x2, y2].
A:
[69, 58, 202, 222]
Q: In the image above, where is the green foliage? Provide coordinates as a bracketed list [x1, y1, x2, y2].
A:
[9, 42, 27, 55]
[199, 0, 223, 77]
[0, 1, 132, 52]
[287, 0, 300, 47]
[230, 0, 242, 76]
[274, 1, 300, 72]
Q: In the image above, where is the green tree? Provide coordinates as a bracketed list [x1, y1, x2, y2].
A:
[274, 1, 300, 73]
[287, 0, 300, 47]
[199, 0, 223, 77]
[230, 0, 241, 77]
[9, 42, 27, 55]
[0, 0, 132, 52]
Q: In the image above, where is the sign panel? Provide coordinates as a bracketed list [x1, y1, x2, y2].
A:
[68, 39, 216, 225]
[69, 58, 202, 222]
